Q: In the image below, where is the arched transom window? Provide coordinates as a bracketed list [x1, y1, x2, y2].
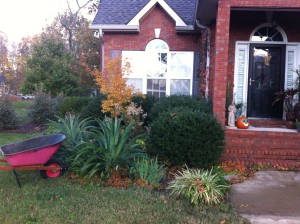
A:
[250, 24, 287, 42]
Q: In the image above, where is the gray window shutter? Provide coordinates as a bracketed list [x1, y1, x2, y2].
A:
[193, 52, 200, 96]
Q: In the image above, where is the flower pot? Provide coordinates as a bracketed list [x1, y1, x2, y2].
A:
[286, 120, 296, 129]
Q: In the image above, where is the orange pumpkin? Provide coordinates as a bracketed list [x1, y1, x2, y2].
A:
[236, 116, 250, 129]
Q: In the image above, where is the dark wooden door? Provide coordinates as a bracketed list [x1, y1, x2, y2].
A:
[247, 44, 285, 119]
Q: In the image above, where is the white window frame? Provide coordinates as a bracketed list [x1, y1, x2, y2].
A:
[122, 50, 194, 96]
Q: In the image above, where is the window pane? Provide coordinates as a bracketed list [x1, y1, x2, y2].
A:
[147, 79, 166, 98]
[171, 53, 193, 78]
[251, 26, 283, 42]
[146, 52, 167, 78]
[122, 51, 146, 78]
[170, 79, 190, 95]
[127, 78, 143, 93]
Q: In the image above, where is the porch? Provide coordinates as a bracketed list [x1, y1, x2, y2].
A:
[223, 126, 300, 170]
[196, 0, 300, 168]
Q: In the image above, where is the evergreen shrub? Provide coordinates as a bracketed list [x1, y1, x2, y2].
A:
[148, 95, 212, 123]
[28, 93, 58, 124]
[80, 93, 108, 120]
[59, 97, 91, 116]
[132, 94, 157, 126]
[146, 109, 224, 169]
[0, 98, 19, 130]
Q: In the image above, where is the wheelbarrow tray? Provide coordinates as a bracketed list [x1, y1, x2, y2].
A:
[0, 134, 66, 166]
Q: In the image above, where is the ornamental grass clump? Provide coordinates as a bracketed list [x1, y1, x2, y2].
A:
[167, 166, 229, 206]
[73, 118, 145, 178]
[130, 157, 166, 187]
[48, 114, 95, 164]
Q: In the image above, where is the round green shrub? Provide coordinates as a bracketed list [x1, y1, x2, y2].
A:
[131, 94, 157, 126]
[58, 97, 91, 116]
[148, 95, 212, 123]
[0, 98, 19, 130]
[80, 93, 108, 120]
[146, 109, 225, 169]
[28, 93, 58, 124]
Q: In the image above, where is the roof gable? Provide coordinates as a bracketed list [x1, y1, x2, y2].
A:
[91, 0, 197, 32]
[92, 0, 148, 25]
[128, 0, 187, 27]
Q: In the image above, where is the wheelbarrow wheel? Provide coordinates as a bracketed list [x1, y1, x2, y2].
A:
[40, 159, 66, 179]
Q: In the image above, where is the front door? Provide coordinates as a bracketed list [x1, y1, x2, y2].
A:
[247, 44, 285, 119]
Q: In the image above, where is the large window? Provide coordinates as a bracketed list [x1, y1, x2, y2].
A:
[122, 39, 194, 97]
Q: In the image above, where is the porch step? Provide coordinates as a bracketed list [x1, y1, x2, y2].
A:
[248, 119, 287, 128]
[222, 158, 300, 171]
[224, 128, 300, 170]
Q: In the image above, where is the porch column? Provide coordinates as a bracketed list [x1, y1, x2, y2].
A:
[212, 0, 231, 125]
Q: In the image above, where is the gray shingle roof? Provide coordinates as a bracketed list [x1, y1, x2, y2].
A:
[92, 0, 197, 26]
[165, 0, 197, 25]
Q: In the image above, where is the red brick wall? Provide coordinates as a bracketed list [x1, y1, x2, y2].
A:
[103, 5, 201, 60]
[224, 129, 300, 168]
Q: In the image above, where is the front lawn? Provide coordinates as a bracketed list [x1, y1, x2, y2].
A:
[0, 133, 249, 224]
[12, 101, 32, 123]
[0, 172, 248, 224]
[0, 96, 250, 224]
[0, 133, 35, 146]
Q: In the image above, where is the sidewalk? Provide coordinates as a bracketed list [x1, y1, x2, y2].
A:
[230, 171, 300, 224]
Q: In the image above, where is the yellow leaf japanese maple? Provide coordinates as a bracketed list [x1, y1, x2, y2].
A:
[93, 57, 134, 118]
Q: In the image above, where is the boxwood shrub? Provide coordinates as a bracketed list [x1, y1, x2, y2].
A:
[59, 97, 91, 117]
[148, 95, 212, 123]
[131, 94, 157, 126]
[0, 98, 19, 130]
[80, 93, 108, 120]
[28, 93, 58, 124]
[146, 109, 224, 169]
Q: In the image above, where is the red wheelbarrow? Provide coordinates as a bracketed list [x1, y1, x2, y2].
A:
[0, 134, 67, 187]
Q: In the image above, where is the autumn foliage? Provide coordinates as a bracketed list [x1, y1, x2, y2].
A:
[93, 57, 134, 118]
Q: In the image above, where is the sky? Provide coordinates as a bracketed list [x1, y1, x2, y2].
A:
[0, 0, 94, 44]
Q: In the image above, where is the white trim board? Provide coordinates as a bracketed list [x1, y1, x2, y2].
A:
[128, 0, 187, 27]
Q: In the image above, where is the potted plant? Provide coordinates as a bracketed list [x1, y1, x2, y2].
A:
[296, 119, 300, 132]
[273, 88, 298, 128]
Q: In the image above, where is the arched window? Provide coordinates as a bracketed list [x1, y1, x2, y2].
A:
[122, 39, 194, 97]
[250, 24, 287, 42]
[145, 39, 169, 51]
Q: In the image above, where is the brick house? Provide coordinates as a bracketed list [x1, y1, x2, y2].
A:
[90, 0, 300, 167]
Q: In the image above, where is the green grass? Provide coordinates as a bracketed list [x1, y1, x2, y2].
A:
[12, 101, 32, 123]
[0, 173, 249, 224]
[0, 134, 249, 224]
[0, 133, 35, 146]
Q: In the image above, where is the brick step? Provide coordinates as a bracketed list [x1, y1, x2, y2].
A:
[221, 158, 300, 171]
[225, 128, 300, 166]
[248, 119, 287, 128]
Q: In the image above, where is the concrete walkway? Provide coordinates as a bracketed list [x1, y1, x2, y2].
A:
[230, 171, 300, 224]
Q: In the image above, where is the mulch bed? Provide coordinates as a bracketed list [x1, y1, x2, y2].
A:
[0, 122, 48, 134]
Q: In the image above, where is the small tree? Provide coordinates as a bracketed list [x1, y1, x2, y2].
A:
[93, 57, 133, 119]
